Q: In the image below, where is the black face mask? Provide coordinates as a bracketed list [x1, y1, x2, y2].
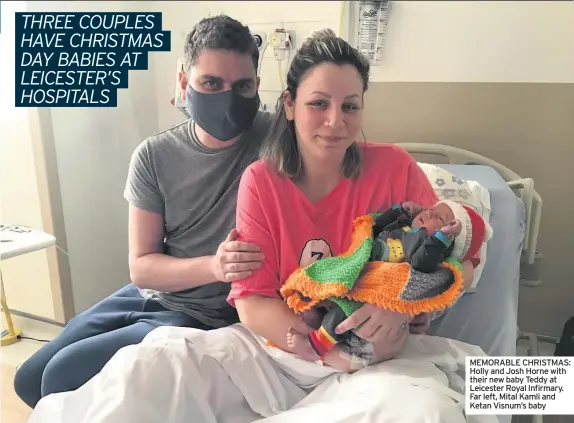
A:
[186, 86, 260, 142]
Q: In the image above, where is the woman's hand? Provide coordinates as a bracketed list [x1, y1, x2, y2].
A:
[409, 312, 432, 334]
[334, 303, 412, 343]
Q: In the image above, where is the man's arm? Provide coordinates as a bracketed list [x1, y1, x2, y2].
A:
[125, 140, 263, 292]
[128, 205, 218, 291]
[128, 205, 263, 292]
[125, 140, 213, 291]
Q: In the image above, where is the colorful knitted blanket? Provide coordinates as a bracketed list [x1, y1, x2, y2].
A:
[280, 214, 465, 317]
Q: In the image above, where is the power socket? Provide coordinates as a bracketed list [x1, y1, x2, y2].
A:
[252, 31, 267, 50]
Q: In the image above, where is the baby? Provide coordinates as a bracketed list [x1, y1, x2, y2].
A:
[370, 201, 462, 272]
[286, 199, 491, 370]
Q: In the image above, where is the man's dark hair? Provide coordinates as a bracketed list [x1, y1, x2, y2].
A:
[184, 15, 259, 74]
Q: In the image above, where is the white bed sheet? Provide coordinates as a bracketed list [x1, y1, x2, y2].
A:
[28, 325, 499, 423]
[429, 165, 525, 423]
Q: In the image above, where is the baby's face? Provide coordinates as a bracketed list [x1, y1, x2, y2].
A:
[411, 203, 454, 233]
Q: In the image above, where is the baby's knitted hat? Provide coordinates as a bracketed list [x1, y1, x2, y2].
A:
[436, 200, 493, 261]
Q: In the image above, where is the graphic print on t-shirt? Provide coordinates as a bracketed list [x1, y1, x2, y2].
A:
[298, 238, 333, 267]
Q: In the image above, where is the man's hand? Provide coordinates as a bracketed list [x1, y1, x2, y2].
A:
[211, 229, 264, 282]
[335, 303, 412, 343]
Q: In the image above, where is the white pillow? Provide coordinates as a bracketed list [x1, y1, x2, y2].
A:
[417, 163, 492, 292]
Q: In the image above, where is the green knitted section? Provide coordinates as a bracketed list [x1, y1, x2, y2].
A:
[301, 215, 378, 319]
[329, 297, 363, 318]
[303, 237, 373, 290]
[445, 257, 463, 270]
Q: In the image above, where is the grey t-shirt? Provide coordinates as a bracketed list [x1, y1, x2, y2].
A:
[123, 111, 273, 328]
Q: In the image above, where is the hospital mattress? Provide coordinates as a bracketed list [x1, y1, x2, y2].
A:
[428, 164, 525, 359]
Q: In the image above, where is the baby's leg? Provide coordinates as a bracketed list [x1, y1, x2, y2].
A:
[298, 308, 323, 330]
[333, 331, 409, 372]
[286, 328, 356, 371]
[286, 327, 321, 362]
[287, 305, 348, 362]
[322, 345, 355, 372]
[285, 332, 358, 372]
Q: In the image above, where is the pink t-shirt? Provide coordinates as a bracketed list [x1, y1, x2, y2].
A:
[227, 143, 439, 306]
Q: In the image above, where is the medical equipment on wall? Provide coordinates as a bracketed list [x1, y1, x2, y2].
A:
[265, 27, 293, 93]
[356, 0, 392, 66]
[268, 28, 292, 61]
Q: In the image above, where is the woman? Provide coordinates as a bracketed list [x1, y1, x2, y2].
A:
[229, 28, 474, 370]
[27, 29, 476, 423]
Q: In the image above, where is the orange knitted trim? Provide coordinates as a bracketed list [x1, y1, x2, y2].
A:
[339, 215, 374, 257]
[281, 270, 349, 313]
[346, 261, 465, 315]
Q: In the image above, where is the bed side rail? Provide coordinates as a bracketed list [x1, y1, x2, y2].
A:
[396, 143, 542, 265]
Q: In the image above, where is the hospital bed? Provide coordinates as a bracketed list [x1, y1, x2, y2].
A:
[399, 143, 543, 423]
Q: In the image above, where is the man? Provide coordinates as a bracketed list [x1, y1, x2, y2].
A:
[14, 15, 270, 408]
